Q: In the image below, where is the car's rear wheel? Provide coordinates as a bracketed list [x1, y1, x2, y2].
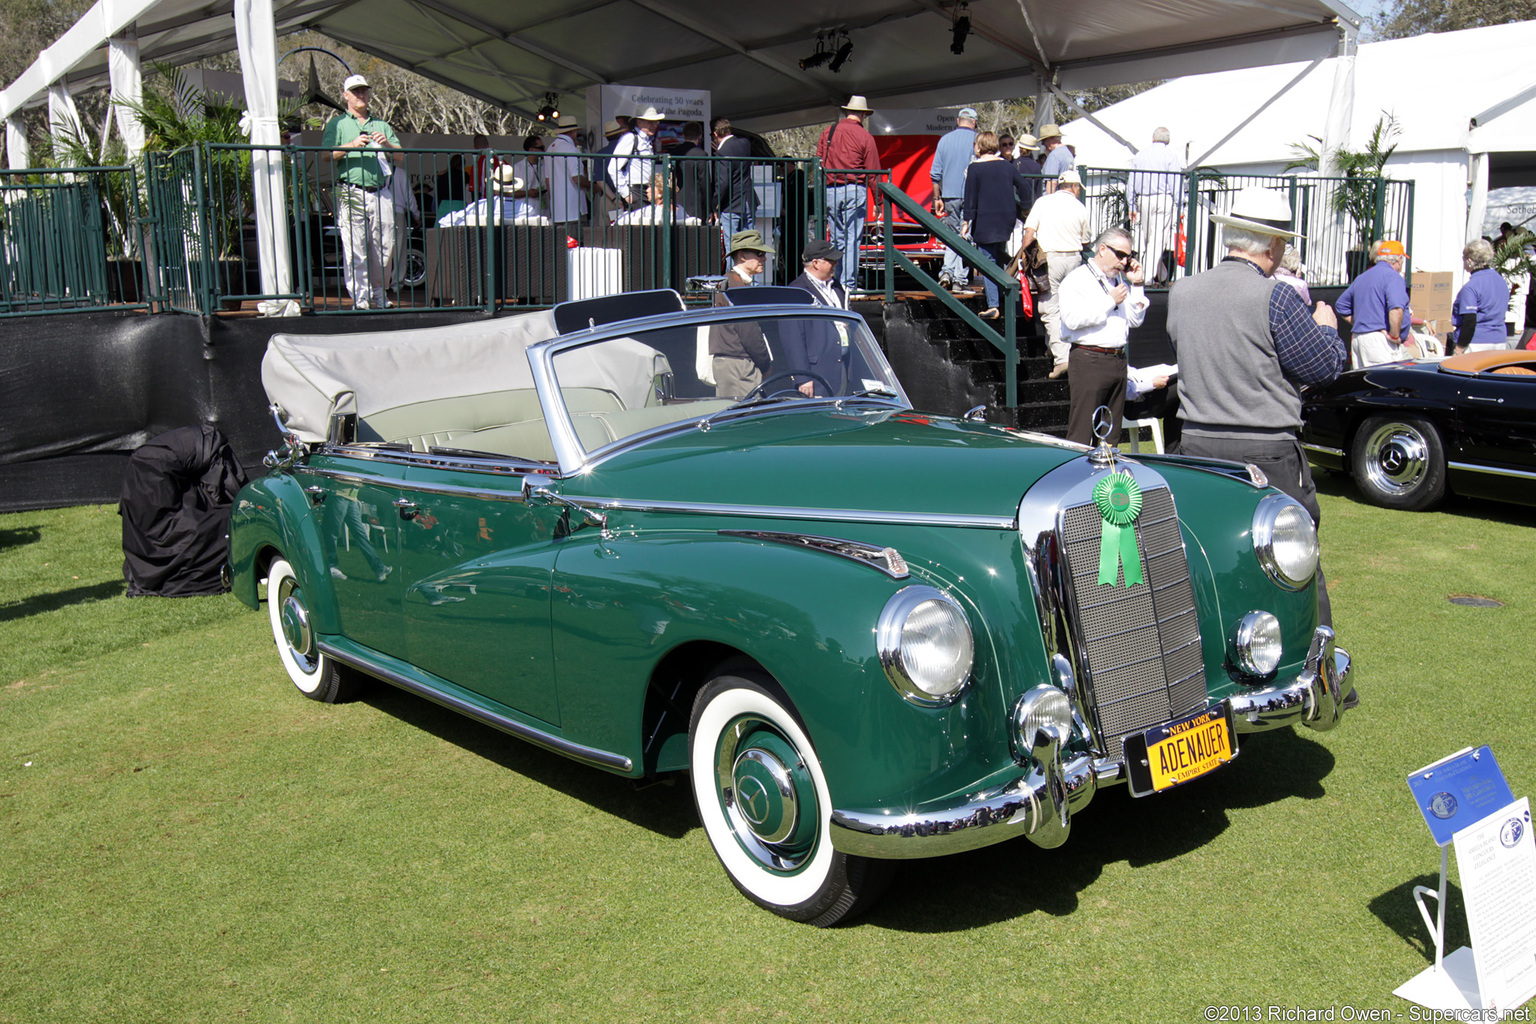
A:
[265, 557, 363, 703]
[689, 670, 893, 927]
[1351, 414, 1446, 511]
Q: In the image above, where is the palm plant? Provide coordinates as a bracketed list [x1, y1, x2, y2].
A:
[1288, 113, 1400, 251]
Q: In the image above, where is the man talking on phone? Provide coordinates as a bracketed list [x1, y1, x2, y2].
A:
[1058, 227, 1149, 445]
[322, 74, 404, 310]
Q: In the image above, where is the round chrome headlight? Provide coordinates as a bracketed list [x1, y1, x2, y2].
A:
[1232, 611, 1283, 677]
[1253, 494, 1319, 590]
[1011, 685, 1073, 763]
[877, 586, 974, 706]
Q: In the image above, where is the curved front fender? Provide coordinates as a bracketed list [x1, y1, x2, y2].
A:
[228, 474, 342, 634]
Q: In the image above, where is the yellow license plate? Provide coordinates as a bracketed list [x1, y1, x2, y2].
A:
[1144, 705, 1235, 792]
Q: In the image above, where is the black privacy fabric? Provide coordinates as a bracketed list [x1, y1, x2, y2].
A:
[118, 426, 248, 597]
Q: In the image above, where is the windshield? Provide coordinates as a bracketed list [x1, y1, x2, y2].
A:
[548, 312, 904, 455]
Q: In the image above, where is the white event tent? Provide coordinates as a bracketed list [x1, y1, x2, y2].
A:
[1, 0, 1364, 315]
[1060, 20, 1536, 277]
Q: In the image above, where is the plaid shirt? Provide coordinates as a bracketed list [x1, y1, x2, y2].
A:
[1225, 258, 1345, 386]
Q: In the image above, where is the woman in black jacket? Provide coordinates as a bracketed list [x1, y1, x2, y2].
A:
[961, 131, 1032, 318]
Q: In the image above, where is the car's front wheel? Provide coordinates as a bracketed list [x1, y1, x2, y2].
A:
[265, 557, 364, 703]
[689, 670, 893, 926]
[1351, 414, 1446, 510]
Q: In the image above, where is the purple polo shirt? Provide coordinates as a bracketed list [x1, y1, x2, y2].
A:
[1452, 267, 1510, 348]
[1335, 260, 1410, 334]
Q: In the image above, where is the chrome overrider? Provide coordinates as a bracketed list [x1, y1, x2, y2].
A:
[828, 625, 1354, 861]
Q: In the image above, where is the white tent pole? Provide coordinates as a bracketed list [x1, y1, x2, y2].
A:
[6, 117, 30, 169]
[234, 0, 298, 316]
[108, 30, 145, 163]
[1466, 152, 1489, 246]
[48, 81, 85, 142]
[1187, 55, 1326, 169]
[1319, 25, 1357, 176]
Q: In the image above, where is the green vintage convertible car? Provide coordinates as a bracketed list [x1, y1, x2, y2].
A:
[230, 289, 1355, 926]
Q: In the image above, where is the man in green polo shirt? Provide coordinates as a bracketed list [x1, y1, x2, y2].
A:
[321, 74, 403, 309]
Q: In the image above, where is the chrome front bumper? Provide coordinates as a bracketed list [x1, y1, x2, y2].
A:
[830, 751, 1099, 860]
[1229, 626, 1355, 734]
[830, 627, 1355, 861]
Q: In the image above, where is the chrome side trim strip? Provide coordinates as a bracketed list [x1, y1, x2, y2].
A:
[719, 530, 910, 578]
[1448, 461, 1536, 482]
[318, 642, 633, 772]
[1301, 443, 1345, 458]
[588, 497, 1016, 530]
[300, 466, 538, 504]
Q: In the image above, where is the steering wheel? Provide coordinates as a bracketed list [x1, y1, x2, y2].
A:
[741, 370, 835, 401]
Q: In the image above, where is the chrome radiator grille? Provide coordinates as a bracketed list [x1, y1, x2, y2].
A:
[1059, 486, 1207, 762]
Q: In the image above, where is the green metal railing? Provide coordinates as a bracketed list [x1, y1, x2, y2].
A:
[878, 181, 1020, 408]
[0, 148, 1416, 319]
[0, 166, 151, 315]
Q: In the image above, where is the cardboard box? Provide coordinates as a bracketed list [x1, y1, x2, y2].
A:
[1411, 272, 1455, 323]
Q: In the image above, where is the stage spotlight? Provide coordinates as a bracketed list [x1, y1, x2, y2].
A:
[829, 34, 853, 73]
[800, 34, 832, 71]
[537, 92, 560, 121]
[951, 5, 971, 55]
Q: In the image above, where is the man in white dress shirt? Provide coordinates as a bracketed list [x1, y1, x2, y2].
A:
[1127, 127, 1183, 284]
[1058, 226, 1149, 445]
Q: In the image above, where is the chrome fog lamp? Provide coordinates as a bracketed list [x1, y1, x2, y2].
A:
[1011, 685, 1073, 764]
[877, 586, 974, 706]
[1232, 611, 1283, 677]
[1253, 494, 1319, 590]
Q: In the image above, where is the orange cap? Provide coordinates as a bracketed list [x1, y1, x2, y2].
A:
[1378, 239, 1408, 258]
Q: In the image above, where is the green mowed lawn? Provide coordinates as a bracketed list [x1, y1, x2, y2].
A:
[2, 485, 1532, 1023]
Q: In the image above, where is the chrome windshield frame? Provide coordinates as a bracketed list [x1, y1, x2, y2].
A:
[526, 304, 910, 476]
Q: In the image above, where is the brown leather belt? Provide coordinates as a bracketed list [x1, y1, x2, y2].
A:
[1071, 344, 1127, 357]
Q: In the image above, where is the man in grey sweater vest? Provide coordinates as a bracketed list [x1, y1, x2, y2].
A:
[1167, 186, 1345, 624]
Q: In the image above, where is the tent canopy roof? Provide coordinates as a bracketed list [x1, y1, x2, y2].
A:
[1062, 19, 1536, 169]
[4, 0, 1358, 131]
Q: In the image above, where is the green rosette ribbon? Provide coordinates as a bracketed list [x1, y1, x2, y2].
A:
[1094, 472, 1144, 587]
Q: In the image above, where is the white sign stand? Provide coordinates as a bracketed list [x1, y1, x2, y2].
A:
[1396, 747, 1536, 1018]
[1393, 842, 1482, 1009]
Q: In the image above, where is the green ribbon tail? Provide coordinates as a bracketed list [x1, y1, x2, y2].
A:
[1097, 520, 1144, 586]
[1119, 522, 1143, 586]
[1098, 522, 1123, 585]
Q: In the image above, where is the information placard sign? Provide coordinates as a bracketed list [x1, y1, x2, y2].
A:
[1408, 746, 1515, 847]
[1454, 796, 1536, 1013]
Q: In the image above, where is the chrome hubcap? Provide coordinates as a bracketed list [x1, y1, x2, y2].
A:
[1363, 423, 1428, 495]
[277, 580, 317, 672]
[716, 715, 819, 873]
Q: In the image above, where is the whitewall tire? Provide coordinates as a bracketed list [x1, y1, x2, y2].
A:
[689, 670, 893, 926]
[265, 557, 362, 703]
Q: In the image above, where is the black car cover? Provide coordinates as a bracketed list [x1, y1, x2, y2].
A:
[119, 426, 248, 597]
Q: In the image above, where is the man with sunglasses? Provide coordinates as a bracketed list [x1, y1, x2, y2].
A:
[1058, 227, 1148, 445]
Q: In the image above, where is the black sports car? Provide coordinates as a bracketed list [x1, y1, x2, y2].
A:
[1302, 350, 1536, 511]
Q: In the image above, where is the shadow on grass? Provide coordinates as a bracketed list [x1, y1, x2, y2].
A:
[1369, 874, 1469, 963]
[359, 678, 1339, 930]
[1315, 468, 1536, 527]
[868, 727, 1338, 932]
[0, 579, 126, 623]
[0, 526, 43, 551]
[360, 685, 697, 840]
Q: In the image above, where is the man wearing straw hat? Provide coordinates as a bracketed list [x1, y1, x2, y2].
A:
[816, 95, 882, 294]
[321, 73, 403, 310]
[1166, 186, 1344, 623]
[612, 106, 666, 208]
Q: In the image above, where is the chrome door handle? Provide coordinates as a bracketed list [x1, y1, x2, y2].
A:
[394, 497, 420, 520]
[306, 486, 327, 505]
